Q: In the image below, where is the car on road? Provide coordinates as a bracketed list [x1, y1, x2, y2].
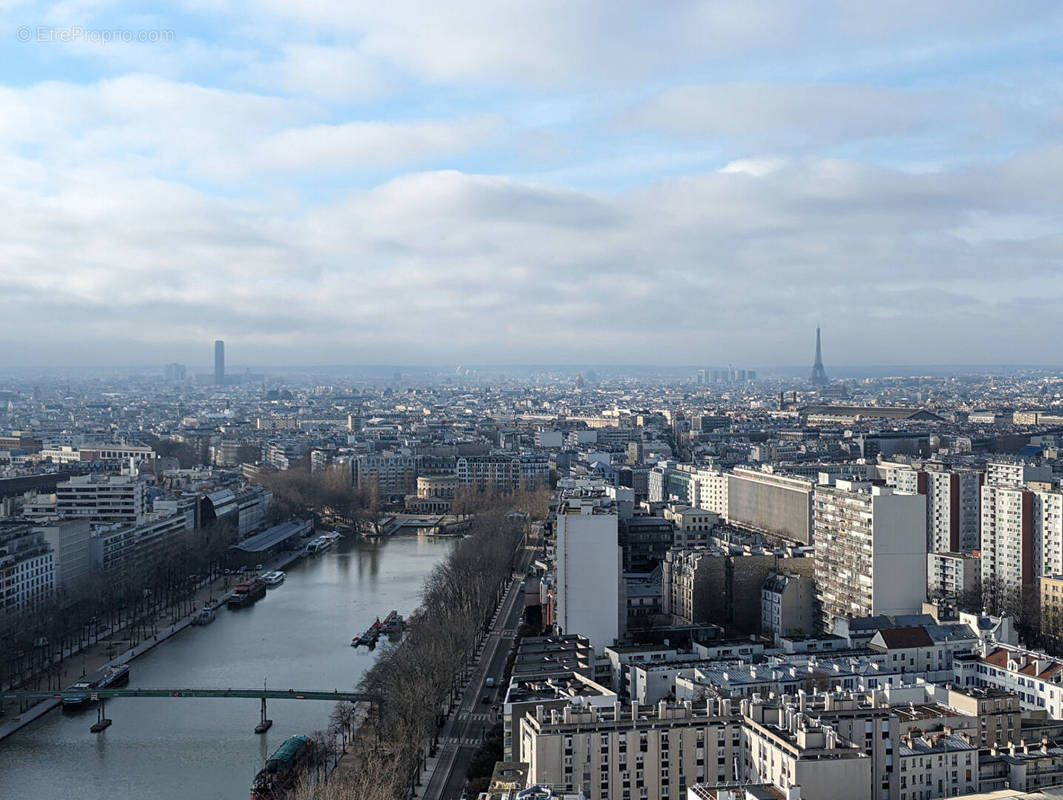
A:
[481, 695, 491, 704]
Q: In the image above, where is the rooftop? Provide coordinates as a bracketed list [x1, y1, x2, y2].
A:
[231, 520, 308, 553]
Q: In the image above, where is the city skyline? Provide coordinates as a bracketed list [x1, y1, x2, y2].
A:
[2, 3, 1063, 366]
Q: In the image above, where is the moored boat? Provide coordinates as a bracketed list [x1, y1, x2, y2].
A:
[192, 607, 217, 625]
[61, 681, 94, 710]
[227, 578, 267, 608]
[250, 735, 313, 800]
[261, 570, 285, 587]
[380, 610, 405, 634]
[97, 663, 130, 689]
[61, 664, 129, 709]
[351, 617, 382, 648]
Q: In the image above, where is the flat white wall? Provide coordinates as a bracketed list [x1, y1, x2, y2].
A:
[872, 492, 927, 616]
[557, 511, 620, 653]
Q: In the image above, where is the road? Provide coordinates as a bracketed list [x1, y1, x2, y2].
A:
[421, 535, 537, 800]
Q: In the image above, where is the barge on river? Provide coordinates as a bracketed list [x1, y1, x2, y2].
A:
[61, 663, 130, 710]
[227, 578, 267, 609]
[250, 735, 313, 800]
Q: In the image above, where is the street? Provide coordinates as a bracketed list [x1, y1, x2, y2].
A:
[420, 536, 537, 800]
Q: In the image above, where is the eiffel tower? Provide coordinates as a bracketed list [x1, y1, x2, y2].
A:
[809, 326, 829, 386]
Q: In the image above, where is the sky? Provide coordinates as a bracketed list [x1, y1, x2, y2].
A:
[2, 1, 1063, 368]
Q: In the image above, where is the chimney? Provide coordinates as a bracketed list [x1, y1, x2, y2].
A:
[631, 701, 638, 721]
[535, 704, 544, 722]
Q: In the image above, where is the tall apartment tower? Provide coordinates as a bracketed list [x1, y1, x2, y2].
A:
[880, 462, 982, 553]
[555, 490, 622, 653]
[980, 461, 1061, 613]
[214, 339, 225, 386]
[814, 478, 927, 628]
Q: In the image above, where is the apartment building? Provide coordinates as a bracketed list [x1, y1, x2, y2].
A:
[555, 491, 623, 653]
[814, 480, 927, 628]
[457, 453, 549, 493]
[979, 741, 1063, 794]
[502, 673, 616, 760]
[667, 507, 719, 549]
[354, 452, 417, 496]
[727, 468, 814, 545]
[927, 552, 979, 604]
[0, 520, 55, 612]
[741, 701, 872, 800]
[519, 699, 747, 800]
[980, 484, 1033, 610]
[761, 573, 818, 639]
[945, 686, 1022, 748]
[879, 463, 982, 554]
[664, 549, 813, 635]
[896, 730, 979, 800]
[50, 473, 147, 526]
[985, 461, 1053, 488]
[35, 518, 92, 589]
[953, 645, 1063, 719]
[693, 470, 729, 519]
[90, 510, 194, 574]
[925, 468, 982, 553]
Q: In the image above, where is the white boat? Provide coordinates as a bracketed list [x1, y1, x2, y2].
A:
[261, 570, 285, 587]
[192, 607, 216, 625]
[305, 532, 342, 554]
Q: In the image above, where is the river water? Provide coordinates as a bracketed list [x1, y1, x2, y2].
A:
[0, 534, 454, 800]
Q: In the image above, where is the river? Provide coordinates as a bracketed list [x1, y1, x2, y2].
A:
[0, 534, 455, 800]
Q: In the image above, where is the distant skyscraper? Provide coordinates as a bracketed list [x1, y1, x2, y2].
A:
[214, 340, 225, 386]
[809, 326, 829, 386]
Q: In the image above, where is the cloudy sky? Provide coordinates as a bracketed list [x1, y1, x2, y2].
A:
[2, 1, 1063, 368]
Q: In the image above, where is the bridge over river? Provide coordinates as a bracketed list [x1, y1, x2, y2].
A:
[2, 688, 371, 734]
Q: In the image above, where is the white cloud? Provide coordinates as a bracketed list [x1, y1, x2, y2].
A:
[6, 152, 1063, 366]
[247, 44, 387, 100]
[244, 116, 501, 174]
[719, 158, 787, 177]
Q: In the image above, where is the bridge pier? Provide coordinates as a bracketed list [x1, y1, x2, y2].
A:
[254, 696, 272, 734]
[90, 697, 112, 733]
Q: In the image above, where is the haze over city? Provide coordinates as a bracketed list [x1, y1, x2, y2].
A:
[3, 2, 1063, 367]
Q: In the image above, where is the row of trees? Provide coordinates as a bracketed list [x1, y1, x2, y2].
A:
[257, 461, 551, 533]
[256, 465, 384, 530]
[0, 520, 235, 694]
[286, 507, 525, 800]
